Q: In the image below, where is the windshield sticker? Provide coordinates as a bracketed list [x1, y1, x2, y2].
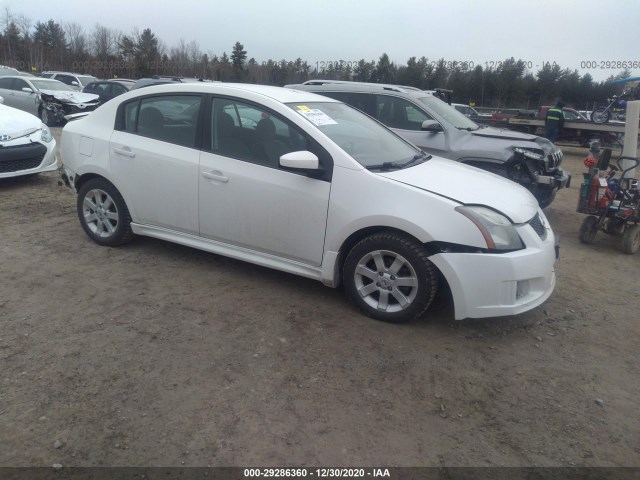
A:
[296, 105, 311, 111]
[297, 109, 338, 126]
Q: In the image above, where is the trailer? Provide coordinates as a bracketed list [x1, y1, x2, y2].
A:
[483, 116, 627, 148]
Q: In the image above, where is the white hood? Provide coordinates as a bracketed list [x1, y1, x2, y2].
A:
[40, 89, 99, 105]
[378, 157, 539, 223]
[0, 104, 41, 138]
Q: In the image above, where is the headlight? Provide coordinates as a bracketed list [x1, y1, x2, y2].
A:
[41, 123, 53, 143]
[514, 148, 544, 160]
[455, 206, 524, 250]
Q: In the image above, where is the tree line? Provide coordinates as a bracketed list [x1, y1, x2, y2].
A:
[0, 9, 631, 110]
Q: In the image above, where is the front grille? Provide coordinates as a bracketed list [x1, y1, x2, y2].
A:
[546, 150, 563, 171]
[529, 212, 547, 240]
[0, 143, 47, 173]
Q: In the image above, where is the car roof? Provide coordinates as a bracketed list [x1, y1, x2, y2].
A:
[126, 82, 341, 104]
[2, 76, 68, 86]
[290, 79, 424, 94]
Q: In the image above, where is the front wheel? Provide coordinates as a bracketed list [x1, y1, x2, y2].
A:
[39, 107, 55, 127]
[622, 225, 640, 254]
[591, 108, 610, 124]
[77, 178, 134, 246]
[343, 232, 438, 323]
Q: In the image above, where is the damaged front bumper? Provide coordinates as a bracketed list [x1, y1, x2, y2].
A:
[40, 91, 100, 124]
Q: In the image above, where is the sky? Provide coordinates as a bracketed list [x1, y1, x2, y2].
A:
[2, 0, 639, 81]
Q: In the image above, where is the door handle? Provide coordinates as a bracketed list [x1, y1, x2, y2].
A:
[202, 172, 229, 183]
[113, 147, 135, 158]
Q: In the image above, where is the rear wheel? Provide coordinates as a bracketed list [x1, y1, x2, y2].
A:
[591, 108, 610, 124]
[622, 225, 640, 254]
[77, 178, 133, 246]
[579, 215, 599, 244]
[343, 232, 438, 323]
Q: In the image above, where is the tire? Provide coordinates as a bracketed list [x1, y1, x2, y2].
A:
[579, 216, 599, 244]
[591, 108, 610, 124]
[343, 232, 438, 323]
[77, 178, 134, 246]
[622, 225, 640, 254]
[39, 107, 55, 127]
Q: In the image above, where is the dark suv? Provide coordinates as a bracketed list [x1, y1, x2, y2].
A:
[286, 80, 570, 207]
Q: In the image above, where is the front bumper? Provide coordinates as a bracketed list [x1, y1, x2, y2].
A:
[429, 212, 557, 320]
[0, 138, 57, 178]
[536, 168, 571, 189]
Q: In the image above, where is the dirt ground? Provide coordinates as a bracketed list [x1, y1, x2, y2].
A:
[1, 128, 639, 468]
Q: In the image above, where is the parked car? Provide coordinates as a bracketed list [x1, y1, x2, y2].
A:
[286, 80, 570, 208]
[82, 79, 134, 104]
[131, 76, 209, 90]
[0, 76, 100, 126]
[0, 103, 57, 178]
[452, 103, 492, 123]
[60, 83, 557, 323]
[41, 71, 98, 91]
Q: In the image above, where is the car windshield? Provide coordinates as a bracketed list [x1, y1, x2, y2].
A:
[287, 101, 422, 169]
[77, 75, 96, 86]
[30, 79, 75, 92]
[417, 95, 480, 130]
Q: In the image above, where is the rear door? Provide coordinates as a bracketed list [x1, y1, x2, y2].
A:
[109, 94, 203, 235]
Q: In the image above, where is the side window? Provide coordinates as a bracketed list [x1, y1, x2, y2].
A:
[56, 74, 76, 86]
[343, 93, 376, 116]
[376, 95, 433, 130]
[111, 84, 128, 95]
[12, 79, 29, 91]
[135, 95, 201, 147]
[0, 77, 13, 89]
[211, 98, 311, 168]
[117, 96, 201, 146]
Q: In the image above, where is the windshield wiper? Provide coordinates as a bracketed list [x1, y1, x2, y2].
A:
[366, 152, 431, 171]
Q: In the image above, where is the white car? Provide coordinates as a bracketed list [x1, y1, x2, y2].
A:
[60, 83, 557, 323]
[0, 103, 57, 178]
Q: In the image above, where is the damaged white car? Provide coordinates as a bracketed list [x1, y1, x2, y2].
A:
[0, 103, 57, 178]
[0, 75, 100, 126]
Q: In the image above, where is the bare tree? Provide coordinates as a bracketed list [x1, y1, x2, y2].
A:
[65, 21, 87, 57]
[91, 23, 116, 58]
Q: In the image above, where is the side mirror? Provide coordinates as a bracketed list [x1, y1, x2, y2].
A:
[71, 81, 79, 86]
[421, 120, 443, 132]
[279, 151, 319, 170]
[22, 87, 34, 94]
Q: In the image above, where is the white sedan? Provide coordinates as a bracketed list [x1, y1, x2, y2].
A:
[0, 103, 57, 178]
[60, 83, 557, 323]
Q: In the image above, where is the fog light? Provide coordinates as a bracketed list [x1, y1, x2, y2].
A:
[516, 280, 530, 300]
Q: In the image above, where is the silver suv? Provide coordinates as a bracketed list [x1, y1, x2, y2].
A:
[286, 80, 570, 207]
[41, 71, 97, 91]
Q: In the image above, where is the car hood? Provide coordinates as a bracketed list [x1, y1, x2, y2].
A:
[444, 126, 558, 161]
[40, 90, 100, 105]
[0, 104, 41, 138]
[377, 156, 538, 223]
